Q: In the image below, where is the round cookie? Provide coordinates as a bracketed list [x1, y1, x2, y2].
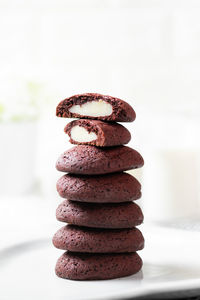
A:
[56, 172, 141, 203]
[55, 251, 143, 280]
[56, 145, 144, 175]
[56, 93, 136, 122]
[56, 199, 144, 228]
[64, 119, 131, 147]
[52, 225, 144, 253]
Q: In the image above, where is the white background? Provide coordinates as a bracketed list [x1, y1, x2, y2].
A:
[0, 0, 200, 246]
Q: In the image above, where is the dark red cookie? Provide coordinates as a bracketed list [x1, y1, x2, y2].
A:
[56, 200, 144, 228]
[56, 93, 136, 122]
[64, 119, 131, 147]
[55, 251, 142, 280]
[56, 145, 144, 175]
[56, 172, 141, 203]
[52, 225, 144, 253]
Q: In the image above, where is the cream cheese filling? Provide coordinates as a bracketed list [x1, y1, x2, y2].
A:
[70, 125, 97, 142]
[69, 100, 112, 117]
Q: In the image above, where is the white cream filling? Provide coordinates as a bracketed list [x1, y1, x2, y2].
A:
[69, 100, 112, 117]
[70, 125, 97, 143]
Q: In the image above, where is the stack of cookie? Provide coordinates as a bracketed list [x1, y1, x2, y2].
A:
[53, 93, 144, 280]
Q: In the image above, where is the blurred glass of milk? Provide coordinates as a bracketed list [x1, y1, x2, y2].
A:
[130, 105, 200, 222]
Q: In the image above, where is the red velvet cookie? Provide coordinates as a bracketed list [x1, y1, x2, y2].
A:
[52, 225, 144, 253]
[56, 93, 136, 122]
[56, 145, 144, 175]
[64, 119, 131, 147]
[55, 251, 142, 280]
[56, 172, 141, 203]
[56, 200, 144, 228]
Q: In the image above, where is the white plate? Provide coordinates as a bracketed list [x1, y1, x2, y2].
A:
[1, 225, 200, 300]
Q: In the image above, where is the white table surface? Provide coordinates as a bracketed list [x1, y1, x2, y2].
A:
[1, 196, 200, 300]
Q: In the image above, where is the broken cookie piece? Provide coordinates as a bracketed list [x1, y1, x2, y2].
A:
[56, 93, 136, 122]
[64, 119, 131, 147]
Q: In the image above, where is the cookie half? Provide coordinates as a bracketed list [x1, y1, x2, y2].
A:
[56, 200, 144, 228]
[56, 145, 144, 175]
[55, 251, 142, 280]
[56, 93, 136, 122]
[52, 225, 144, 253]
[64, 119, 131, 147]
[56, 172, 141, 203]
